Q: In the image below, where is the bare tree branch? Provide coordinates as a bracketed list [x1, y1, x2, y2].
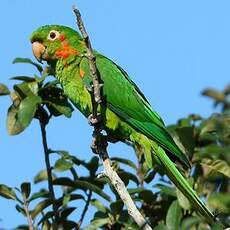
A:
[73, 6, 152, 230]
[22, 195, 34, 230]
[76, 190, 92, 229]
[39, 116, 59, 224]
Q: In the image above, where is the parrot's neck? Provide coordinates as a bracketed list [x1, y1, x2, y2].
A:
[55, 57, 92, 117]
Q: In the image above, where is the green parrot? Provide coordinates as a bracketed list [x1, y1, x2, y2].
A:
[30, 25, 215, 224]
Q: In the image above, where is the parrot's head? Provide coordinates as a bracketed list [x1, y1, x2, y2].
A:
[30, 25, 84, 63]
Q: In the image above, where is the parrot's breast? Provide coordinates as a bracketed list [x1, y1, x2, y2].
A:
[55, 58, 134, 141]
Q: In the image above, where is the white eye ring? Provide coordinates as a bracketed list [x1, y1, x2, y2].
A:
[47, 30, 60, 41]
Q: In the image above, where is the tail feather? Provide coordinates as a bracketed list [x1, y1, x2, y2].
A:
[157, 146, 215, 224]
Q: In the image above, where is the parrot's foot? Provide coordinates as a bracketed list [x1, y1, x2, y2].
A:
[91, 131, 108, 155]
[88, 114, 102, 127]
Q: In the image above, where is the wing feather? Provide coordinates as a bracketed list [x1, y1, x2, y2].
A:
[80, 54, 190, 167]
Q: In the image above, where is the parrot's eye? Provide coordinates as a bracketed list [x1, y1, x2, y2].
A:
[48, 30, 60, 41]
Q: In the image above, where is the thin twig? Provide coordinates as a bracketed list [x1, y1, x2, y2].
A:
[39, 120, 59, 223]
[76, 190, 92, 229]
[73, 8, 101, 108]
[73, 6, 152, 230]
[22, 196, 34, 230]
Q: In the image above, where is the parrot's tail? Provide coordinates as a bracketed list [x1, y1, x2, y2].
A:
[156, 146, 216, 224]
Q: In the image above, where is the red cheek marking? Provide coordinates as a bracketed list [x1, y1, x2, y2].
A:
[55, 50, 69, 59]
[55, 40, 80, 59]
[80, 69, 85, 78]
[62, 41, 69, 49]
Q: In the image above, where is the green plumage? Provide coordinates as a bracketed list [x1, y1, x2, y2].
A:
[30, 25, 216, 224]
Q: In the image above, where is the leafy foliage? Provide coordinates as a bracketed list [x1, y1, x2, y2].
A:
[0, 59, 229, 229]
[4, 58, 73, 135]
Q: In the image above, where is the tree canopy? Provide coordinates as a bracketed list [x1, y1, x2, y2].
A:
[0, 57, 229, 229]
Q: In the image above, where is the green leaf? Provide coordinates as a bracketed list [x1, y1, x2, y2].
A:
[128, 187, 145, 195]
[67, 194, 85, 202]
[176, 126, 195, 155]
[53, 177, 75, 187]
[0, 184, 17, 200]
[42, 221, 51, 230]
[20, 182, 31, 199]
[188, 113, 202, 121]
[84, 218, 110, 230]
[60, 220, 77, 229]
[122, 222, 139, 230]
[211, 222, 226, 230]
[53, 158, 73, 172]
[111, 157, 137, 169]
[37, 211, 54, 225]
[166, 200, 182, 230]
[14, 82, 38, 98]
[118, 170, 139, 185]
[198, 113, 230, 143]
[15, 204, 26, 215]
[73, 180, 111, 201]
[60, 207, 76, 219]
[11, 76, 36, 82]
[201, 159, 230, 178]
[177, 117, 192, 126]
[153, 224, 169, 230]
[31, 199, 52, 219]
[47, 101, 73, 118]
[93, 210, 108, 220]
[202, 88, 226, 102]
[155, 184, 176, 197]
[224, 84, 230, 94]
[176, 187, 191, 210]
[34, 170, 55, 184]
[29, 190, 49, 202]
[18, 95, 41, 129]
[194, 145, 223, 160]
[90, 199, 107, 213]
[52, 150, 86, 166]
[110, 200, 124, 215]
[62, 193, 71, 207]
[15, 225, 30, 230]
[208, 193, 230, 214]
[139, 189, 156, 203]
[13, 57, 43, 73]
[54, 194, 84, 209]
[86, 156, 99, 172]
[144, 170, 156, 183]
[52, 150, 69, 157]
[39, 85, 73, 118]
[0, 83, 10, 96]
[7, 105, 24, 135]
[53, 178, 111, 201]
[9, 91, 21, 107]
[181, 216, 201, 230]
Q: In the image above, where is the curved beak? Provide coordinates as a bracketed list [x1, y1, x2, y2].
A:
[32, 42, 48, 63]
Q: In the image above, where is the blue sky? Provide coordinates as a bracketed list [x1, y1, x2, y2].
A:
[0, 0, 230, 228]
